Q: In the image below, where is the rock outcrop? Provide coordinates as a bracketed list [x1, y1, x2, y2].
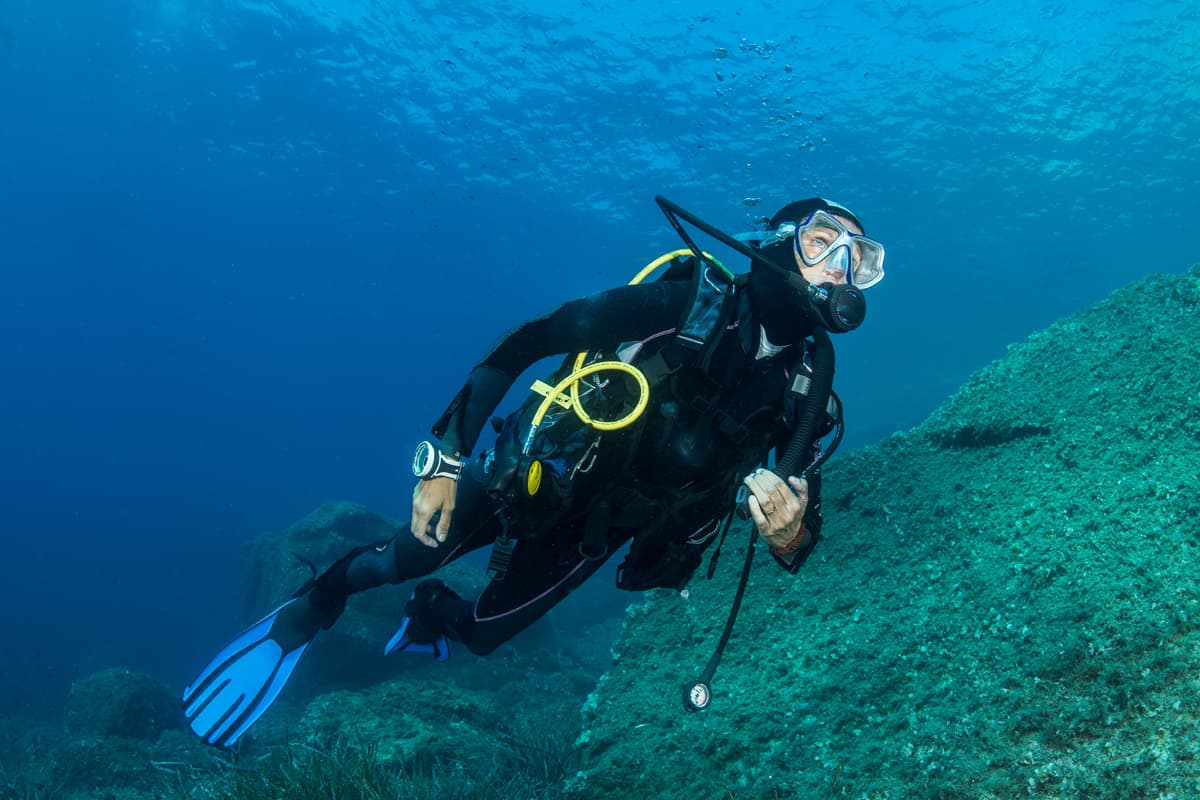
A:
[571, 265, 1200, 799]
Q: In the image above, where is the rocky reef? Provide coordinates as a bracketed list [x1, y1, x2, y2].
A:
[1, 503, 616, 798]
[570, 264, 1200, 798]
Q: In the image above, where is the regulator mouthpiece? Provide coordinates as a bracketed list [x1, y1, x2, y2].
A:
[805, 282, 867, 332]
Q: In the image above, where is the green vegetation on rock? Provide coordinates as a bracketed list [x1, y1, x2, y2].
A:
[571, 265, 1200, 799]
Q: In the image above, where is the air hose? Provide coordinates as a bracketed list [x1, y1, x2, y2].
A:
[522, 249, 729, 453]
[683, 326, 836, 711]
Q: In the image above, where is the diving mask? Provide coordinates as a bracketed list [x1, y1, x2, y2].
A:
[788, 210, 885, 289]
[737, 209, 886, 290]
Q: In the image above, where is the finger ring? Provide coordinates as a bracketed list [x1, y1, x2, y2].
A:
[762, 501, 776, 515]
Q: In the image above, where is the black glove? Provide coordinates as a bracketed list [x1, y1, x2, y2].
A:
[403, 579, 466, 644]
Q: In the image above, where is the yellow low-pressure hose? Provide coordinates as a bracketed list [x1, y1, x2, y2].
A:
[523, 249, 729, 456]
[526, 360, 651, 439]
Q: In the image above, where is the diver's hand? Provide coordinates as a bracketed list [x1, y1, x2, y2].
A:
[744, 469, 809, 550]
[411, 477, 457, 548]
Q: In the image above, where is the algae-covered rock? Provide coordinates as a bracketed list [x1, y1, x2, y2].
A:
[571, 265, 1200, 799]
[64, 667, 182, 740]
[247, 637, 599, 794]
[50, 736, 165, 796]
[238, 500, 405, 620]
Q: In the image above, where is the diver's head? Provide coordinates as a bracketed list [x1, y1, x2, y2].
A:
[762, 198, 885, 290]
[744, 198, 883, 335]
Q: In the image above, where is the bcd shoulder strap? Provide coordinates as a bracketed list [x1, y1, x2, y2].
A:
[635, 255, 741, 385]
[674, 257, 737, 350]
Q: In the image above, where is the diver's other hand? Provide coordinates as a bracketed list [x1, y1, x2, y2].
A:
[744, 470, 808, 550]
[411, 477, 458, 548]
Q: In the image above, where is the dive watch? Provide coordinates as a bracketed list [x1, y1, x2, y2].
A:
[412, 441, 464, 481]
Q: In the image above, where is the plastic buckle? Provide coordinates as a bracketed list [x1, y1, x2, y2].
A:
[487, 535, 516, 581]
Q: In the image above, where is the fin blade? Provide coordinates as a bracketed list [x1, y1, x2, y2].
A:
[182, 599, 315, 747]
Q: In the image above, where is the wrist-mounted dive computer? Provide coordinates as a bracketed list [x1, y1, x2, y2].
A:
[412, 441, 464, 481]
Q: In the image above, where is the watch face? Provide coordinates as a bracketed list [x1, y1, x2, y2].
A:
[413, 442, 435, 477]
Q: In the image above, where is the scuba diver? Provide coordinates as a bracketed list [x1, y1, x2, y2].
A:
[182, 195, 886, 747]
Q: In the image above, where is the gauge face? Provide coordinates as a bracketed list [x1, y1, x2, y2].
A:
[688, 683, 711, 709]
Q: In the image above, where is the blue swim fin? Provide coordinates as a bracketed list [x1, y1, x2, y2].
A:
[384, 614, 451, 661]
[182, 597, 319, 747]
[384, 580, 468, 661]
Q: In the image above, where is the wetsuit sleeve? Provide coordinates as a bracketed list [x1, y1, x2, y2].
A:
[770, 466, 822, 574]
[433, 280, 691, 456]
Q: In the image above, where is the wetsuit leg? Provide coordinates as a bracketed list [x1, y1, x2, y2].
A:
[308, 458, 502, 614]
[306, 459, 626, 659]
[456, 524, 633, 656]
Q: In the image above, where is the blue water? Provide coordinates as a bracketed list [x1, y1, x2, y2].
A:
[0, 0, 1196, 720]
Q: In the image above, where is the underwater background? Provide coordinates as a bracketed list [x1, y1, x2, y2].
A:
[0, 0, 1197, 796]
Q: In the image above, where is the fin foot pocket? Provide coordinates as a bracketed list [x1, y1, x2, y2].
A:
[383, 579, 465, 661]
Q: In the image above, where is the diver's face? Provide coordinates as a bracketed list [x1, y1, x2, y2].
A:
[793, 214, 863, 286]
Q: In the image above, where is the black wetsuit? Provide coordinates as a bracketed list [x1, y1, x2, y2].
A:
[310, 274, 827, 655]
